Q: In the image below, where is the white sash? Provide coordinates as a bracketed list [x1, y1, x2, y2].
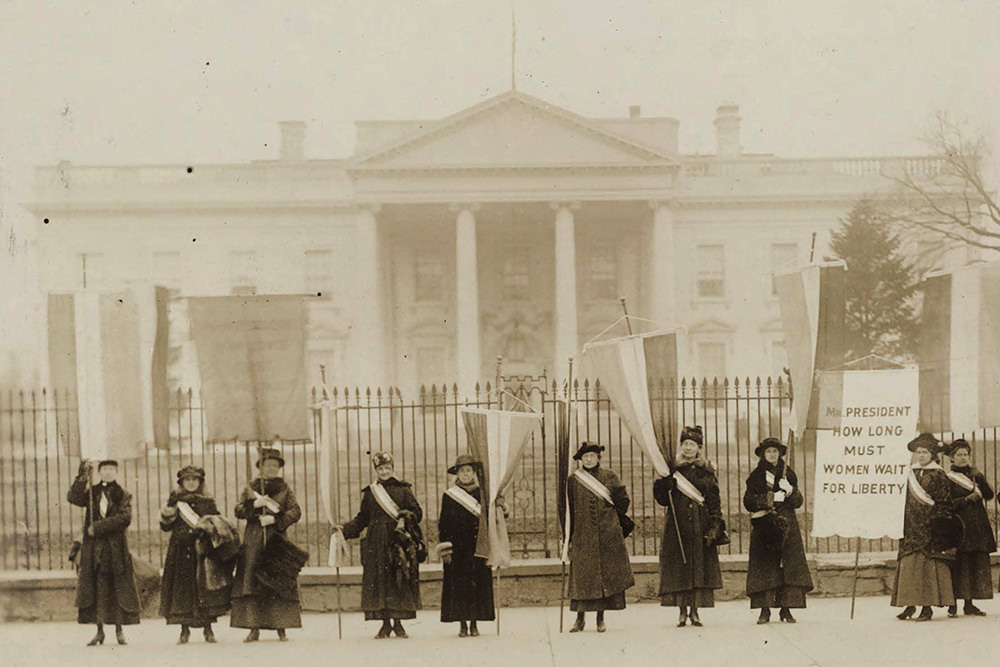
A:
[252, 490, 281, 514]
[176, 500, 200, 529]
[573, 469, 614, 505]
[445, 486, 482, 517]
[907, 467, 937, 506]
[673, 471, 706, 505]
[370, 481, 401, 520]
[946, 470, 976, 493]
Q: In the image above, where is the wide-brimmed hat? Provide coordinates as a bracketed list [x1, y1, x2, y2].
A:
[447, 454, 480, 475]
[946, 438, 972, 457]
[255, 447, 285, 468]
[371, 451, 394, 468]
[176, 465, 205, 483]
[680, 425, 703, 446]
[755, 437, 787, 458]
[907, 433, 942, 454]
[573, 442, 605, 460]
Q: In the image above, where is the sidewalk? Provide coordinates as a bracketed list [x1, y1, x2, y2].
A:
[2, 595, 994, 667]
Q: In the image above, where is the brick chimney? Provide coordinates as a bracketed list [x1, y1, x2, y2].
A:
[279, 121, 306, 161]
[713, 104, 741, 158]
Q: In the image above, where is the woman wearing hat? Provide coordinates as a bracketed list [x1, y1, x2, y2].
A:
[892, 433, 956, 622]
[335, 451, 424, 639]
[159, 466, 231, 644]
[231, 447, 303, 642]
[67, 459, 141, 646]
[944, 439, 995, 616]
[743, 437, 813, 624]
[565, 442, 635, 633]
[437, 454, 495, 637]
[654, 426, 724, 627]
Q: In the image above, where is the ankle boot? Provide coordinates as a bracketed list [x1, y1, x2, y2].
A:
[896, 606, 916, 620]
[375, 621, 392, 639]
[689, 607, 702, 627]
[459, 621, 469, 637]
[392, 620, 408, 638]
[757, 608, 771, 624]
[203, 624, 216, 643]
[779, 607, 796, 623]
[915, 606, 933, 622]
[87, 624, 105, 646]
[569, 612, 585, 633]
[964, 601, 986, 616]
[115, 625, 127, 645]
[596, 612, 606, 633]
[244, 628, 260, 643]
[177, 625, 190, 645]
[277, 628, 288, 642]
[469, 620, 479, 637]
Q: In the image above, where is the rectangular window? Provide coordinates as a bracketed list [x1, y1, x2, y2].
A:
[305, 249, 334, 297]
[770, 243, 799, 294]
[698, 342, 727, 381]
[501, 246, 530, 302]
[587, 245, 618, 300]
[229, 251, 259, 296]
[152, 251, 181, 289]
[696, 245, 725, 298]
[414, 250, 446, 303]
[80, 253, 103, 289]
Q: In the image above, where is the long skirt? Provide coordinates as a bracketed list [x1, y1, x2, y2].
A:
[78, 566, 141, 626]
[230, 596, 302, 630]
[749, 586, 808, 609]
[661, 589, 715, 608]
[570, 591, 626, 612]
[891, 552, 955, 607]
[952, 551, 994, 600]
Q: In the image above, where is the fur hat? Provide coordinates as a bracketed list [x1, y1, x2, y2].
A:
[447, 454, 479, 475]
[946, 438, 972, 457]
[176, 465, 205, 483]
[371, 451, 394, 468]
[755, 437, 787, 458]
[680, 425, 703, 446]
[907, 433, 942, 454]
[97, 459, 119, 470]
[573, 442, 605, 460]
[255, 448, 285, 468]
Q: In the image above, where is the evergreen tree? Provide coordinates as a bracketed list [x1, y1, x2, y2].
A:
[828, 199, 919, 362]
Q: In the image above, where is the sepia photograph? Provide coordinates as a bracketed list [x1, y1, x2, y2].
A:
[1, 2, 999, 665]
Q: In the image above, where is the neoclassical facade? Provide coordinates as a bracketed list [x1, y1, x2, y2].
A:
[30, 91, 956, 395]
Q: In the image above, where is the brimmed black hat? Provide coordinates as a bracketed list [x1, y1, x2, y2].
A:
[946, 438, 972, 457]
[371, 451, 394, 468]
[680, 425, 703, 446]
[255, 448, 285, 468]
[176, 465, 205, 483]
[907, 433, 942, 454]
[755, 437, 787, 458]
[97, 459, 119, 469]
[573, 442, 605, 460]
[447, 454, 480, 475]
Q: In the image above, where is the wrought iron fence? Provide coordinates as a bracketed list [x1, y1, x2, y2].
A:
[1, 380, 998, 571]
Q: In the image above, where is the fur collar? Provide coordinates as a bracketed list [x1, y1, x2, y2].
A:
[372, 477, 411, 489]
[250, 477, 288, 496]
[92, 480, 125, 504]
[675, 456, 715, 474]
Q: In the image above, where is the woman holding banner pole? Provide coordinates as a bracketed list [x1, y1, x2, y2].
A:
[891, 433, 956, 622]
[654, 426, 725, 627]
[565, 442, 635, 633]
[743, 437, 813, 624]
[944, 439, 994, 616]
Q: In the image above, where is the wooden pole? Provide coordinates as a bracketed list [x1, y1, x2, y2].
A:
[321, 364, 344, 640]
[850, 537, 862, 619]
[809, 232, 818, 263]
[496, 567, 501, 635]
[559, 357, 574, 633]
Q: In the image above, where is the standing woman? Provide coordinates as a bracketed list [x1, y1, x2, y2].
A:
[231, 447, 303, 642]
[335, 452, 424, 639]
[654, 426, 725, 627]
[565, 442, 635, 633]
[892, 433, 956, 622]
[159, 465, 232, 644]
[743, 437, 813, 624]
[945, 439, 995, 616]
[437, 454, 495, 637]
[67, 459, 141, 646]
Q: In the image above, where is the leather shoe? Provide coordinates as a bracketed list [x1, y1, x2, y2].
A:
[915, 607, 933, 622]
[115, 628, 127, 645]
[569, 618, 585, 633]
[964, 604, 986, 616]
[779, 608, 796, 623]
[374, 625, 392, 639]
[757, 608, 771, 625]
[392, 621, 408, 638]
[896, 606, 915, 620]
[86, 632, 105, 647]
[689, 610, 702, 627]
[277, 628, 288, 642]
[244, 629, 260, 643]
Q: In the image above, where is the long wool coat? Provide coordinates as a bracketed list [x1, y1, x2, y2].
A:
[437, 486, 495, 622]
[67, 478, 141, 622]
[566, 466, 635, 602]
[743, 460, 813, 597]
[341, 477, 423, 620]
[159, 489, 232, 625]
[654, 460, 723, 596]
[899, 465, 952, 558]
[947, 466, 996, 553]
[231, 478, 303, 627]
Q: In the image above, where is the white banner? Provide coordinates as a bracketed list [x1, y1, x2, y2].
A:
[811, 368, 918, 539]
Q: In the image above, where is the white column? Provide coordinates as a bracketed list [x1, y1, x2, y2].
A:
[453, 203, 481, 394]
[650, 200, 677, 328]
[552, 201, 580, 382]
[353, 204, 386, 388]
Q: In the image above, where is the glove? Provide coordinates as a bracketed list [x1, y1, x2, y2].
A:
[778, 478, 793, 493]
[773, 491, 786, 503]
[160, 505, 178, 520]
[260, 515, 276, 527]
[77, 460, 92, 477]
[252, 495, 268, 509]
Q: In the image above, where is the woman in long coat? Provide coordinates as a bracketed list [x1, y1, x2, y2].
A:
[654, 426, 724, 627]
[159, 465, 233, 643]
[566, 442, 635, 633]
[437, 454, 495, 637]
[67, 459, 141, 646]
[743, 437, 813, 624]
[892, 433, 956, 622]
[945, 439, 995, 616]
[337, 451, 424, 639]
[231, 448, 303, 642]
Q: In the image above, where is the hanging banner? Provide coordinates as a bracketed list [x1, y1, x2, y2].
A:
[811, 368, 918, 539]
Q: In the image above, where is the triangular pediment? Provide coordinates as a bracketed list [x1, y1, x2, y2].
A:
[689, 317, 737, 334]
[350, 91, 677, 171]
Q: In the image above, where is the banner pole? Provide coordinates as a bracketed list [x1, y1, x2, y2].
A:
[619, 297, 633, 335]
[850, 537, 861, 620]
[559, 357, 574, 633]
[496, 566, 501, 635]
[335, 566, 343, 639]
